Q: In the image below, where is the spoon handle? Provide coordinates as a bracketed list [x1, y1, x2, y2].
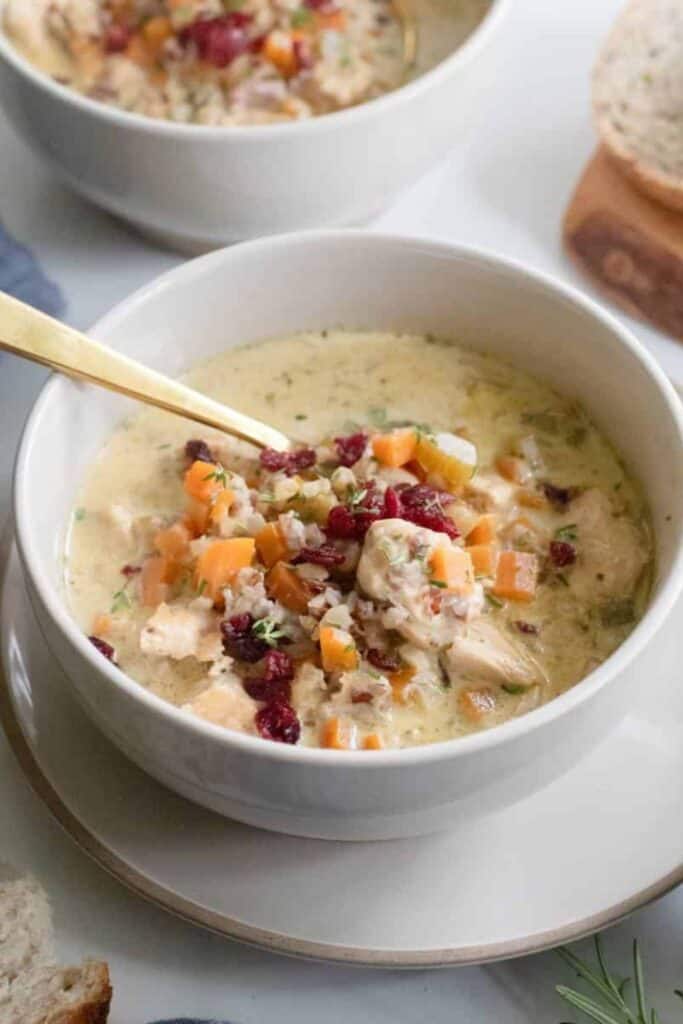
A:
[0, 292, 290, 452]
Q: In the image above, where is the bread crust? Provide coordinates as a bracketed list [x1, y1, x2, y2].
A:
[49, 963, 112, 1024]
[564, 148, 683, 341]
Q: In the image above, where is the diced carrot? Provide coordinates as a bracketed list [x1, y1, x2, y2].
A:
[468, 544, 497, 577]
[459, 687, 497, 722]
[154, 521, 191, 562]
[184, 460, 224, 504]
[184, 498, 209, 537]
[265, 561, 310, 613]
[371, 429, 417, 468]
[92, 613, 112, 636]
[363, 733, 383, 750]
[492, 550, 538, 602]
[141, 555, 176, 606]
[125, 33, 152, 66]
[142, 15, 173, 56]
[321, 717, 348, 750]
[466, 513, 496, 546]
[389, 665, 416, 704]
[319, 626, 359, 673]
[495, 455, 526, 483]
[316, 9, 346, 30]
[194, 538, 255, 603]
[429, 546, 474, 595]
[255, 522, 290, 568]
[262, 30, 297, 76]
[209, 488, 235, 527]
[517, 489, 546, 509]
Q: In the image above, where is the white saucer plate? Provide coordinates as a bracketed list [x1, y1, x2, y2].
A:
[2, 539, 682, 967]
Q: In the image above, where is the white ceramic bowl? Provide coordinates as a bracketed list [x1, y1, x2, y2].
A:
[0, 2, 506, 252]
[13, 232, 683, 840]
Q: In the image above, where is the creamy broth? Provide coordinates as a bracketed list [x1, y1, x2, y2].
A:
[4, 0, 490, 126]
[67, 332, 653, 749]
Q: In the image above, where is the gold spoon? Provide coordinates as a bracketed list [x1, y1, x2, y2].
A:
[0, 291, 291, 452]
[393, 0, 418, 71]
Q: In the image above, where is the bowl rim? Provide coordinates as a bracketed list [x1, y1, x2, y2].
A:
[0, 0, 506, 140]
[13, 230, 683, 768]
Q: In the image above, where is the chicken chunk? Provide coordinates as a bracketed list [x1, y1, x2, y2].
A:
[140, 602, 216, 661]
[444, 619, 544, 689]
[565, 489, 648, 601]
[185, 681, 257, 734]
[357, 519, 483, 648]
[464, 471, 517, 513]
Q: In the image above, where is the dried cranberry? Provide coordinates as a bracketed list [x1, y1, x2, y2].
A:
[262, 649, 295, 684]
[543, 482, 572, 508]
[288, 447, 316, 473]
[121, 564, 141, 578]
[395, 484, 459, 539]
[260, 446, 316, 477]
[293, 545, 345, 567]
[351, 692, 373, 704]
[326, 503, 359, 539]
[514, 620, 539, 636]
[185, 439, 214, 464]
[304, 0, 341, 10]
[549, 540, 576, 567]
[255, 699, 301, 744]
[221, 614, 269, 663]
[293, 37, 313, 71]
[103, 23, 131, 53]
[245, 649, 295, 701]
[334, 432, 367, 468]
[382, 486, 401, 518]
[182, 13, 253, 68]
[89, 636, 116, 662]
[366, 648, 401, 673]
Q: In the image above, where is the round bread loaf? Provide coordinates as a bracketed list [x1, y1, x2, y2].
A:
[593, 0, 683, 212]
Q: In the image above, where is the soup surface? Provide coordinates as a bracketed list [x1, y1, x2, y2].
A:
[67, 332, 653, 750]
[4, 0, 490, 125]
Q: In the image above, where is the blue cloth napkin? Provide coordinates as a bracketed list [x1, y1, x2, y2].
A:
[0, 222, 65, 316]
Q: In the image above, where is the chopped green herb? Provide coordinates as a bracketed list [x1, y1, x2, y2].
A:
[295, 413, 308, 421]
[555, 523, 578, 542]
[74, 507, 86, 522]
[196, 578, 208, 596]
[368, 407, 388, 427]
[600, 598, 635, 627]
[252, 617, 288, 647]
[202, 463, 229, 487]
[157, 443, 172, 451]
[521, 410, 559, 434]
[502, 683, 526, 695]
[485, 592, 504, 608]
[348, 487, 368, 509]
[111, 588, 132, 613]
[429, 579, 447, 589]
[290, 7, 313, 26]
[556, 573, 570, 587]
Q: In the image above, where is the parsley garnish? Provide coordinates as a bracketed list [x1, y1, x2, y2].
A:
[111, 588, 132, 613]
[202, 463, 229, 488]
[252, 617, 288, 647]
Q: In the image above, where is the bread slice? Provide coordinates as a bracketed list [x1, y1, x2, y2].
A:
[0, 871, 111, 1024]
[593, 0, 683, 212]
[564, 147, 683, 340]
[0, 962, 112, 1024]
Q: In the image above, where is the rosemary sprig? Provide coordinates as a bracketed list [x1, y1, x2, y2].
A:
[556, 936, 679, 1024]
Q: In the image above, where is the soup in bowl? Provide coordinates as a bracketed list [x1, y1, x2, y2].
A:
[13, 233, 683, 839]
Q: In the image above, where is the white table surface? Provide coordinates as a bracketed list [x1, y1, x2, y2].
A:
[1, 0, 682, 1019]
